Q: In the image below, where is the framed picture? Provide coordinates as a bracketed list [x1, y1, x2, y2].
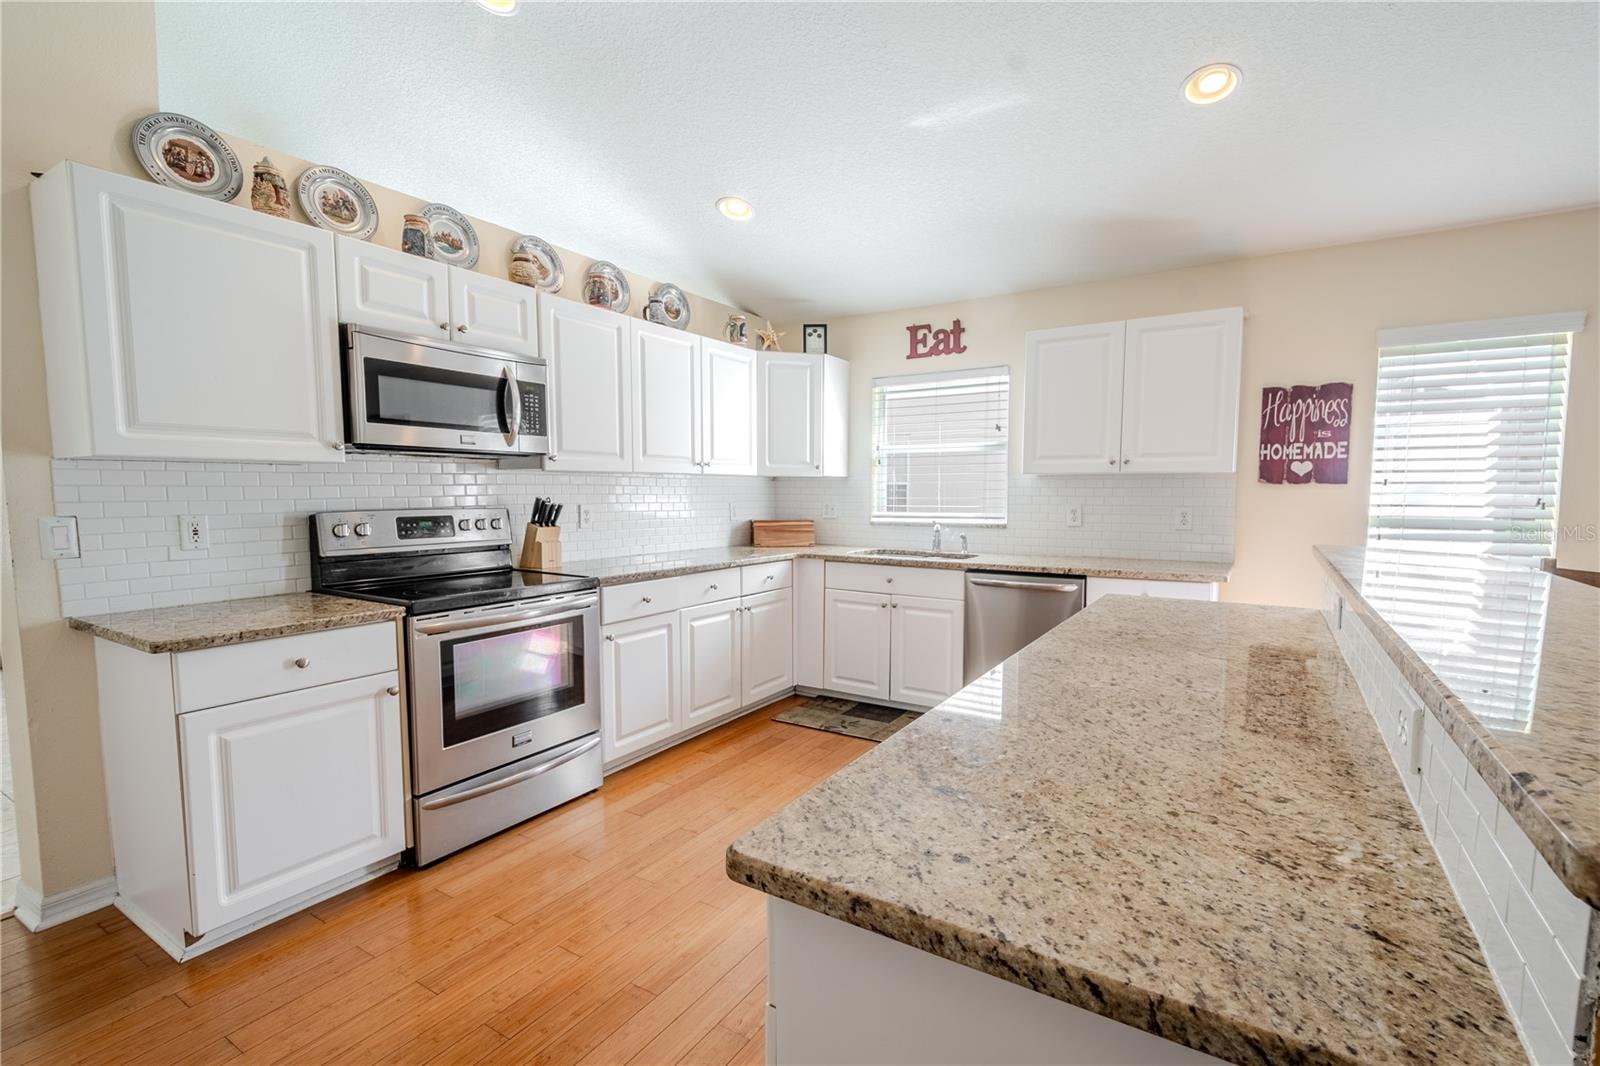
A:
[803, 323, 828, 354]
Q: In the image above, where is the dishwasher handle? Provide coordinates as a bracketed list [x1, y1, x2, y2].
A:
[969, 577, 1082, 593]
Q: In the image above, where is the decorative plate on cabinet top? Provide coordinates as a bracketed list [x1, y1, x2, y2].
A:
[421, 203, 480, 269]
[643, 283, 691, 330]
[130, 112, 243, 201]
[509, 235, 563, 292]
[583, 261, 630, 313]
[295, 165, 379, 240]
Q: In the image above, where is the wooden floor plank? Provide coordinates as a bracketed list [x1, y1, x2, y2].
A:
[0, 697, 866, 1065]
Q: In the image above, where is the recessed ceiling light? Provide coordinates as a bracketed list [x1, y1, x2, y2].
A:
[474, 0, 516, 15]
[716, 196, 754, 221]
[1183, 63, 1241, 105]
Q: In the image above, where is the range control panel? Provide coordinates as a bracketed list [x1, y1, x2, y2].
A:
[313, 507, 512, 556]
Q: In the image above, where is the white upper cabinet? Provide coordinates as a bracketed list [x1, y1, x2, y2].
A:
[335, 236, 450, 339]
[1119, 308, 1243, 473]
[701, 339, 758, 476]
[759, 351, 848, 477]
[631, 320, 701, 474]
[449, 270, 539, 357]
[1022, 320, 1126, 474]
[1022, 307, 1242, 475]
[31, 163, 344, 462]
[542, 297, 632, 472]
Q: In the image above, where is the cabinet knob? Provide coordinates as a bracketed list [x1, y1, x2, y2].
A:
[764, 574, 774, 582]
[294, 657, 310, 669]
[386, 685, 400, 696]
[439, 322, 449, 331]
[457, 324, 469, 333]
[642, 596, 652, 604]
[892, 603, 899, 609]
[880, 602, 888, 609]
[1122, 457, 1130, 464]
[1107, 458, 1117, 466]
[605, 634, 615, 642]
[886, 577, 893, 584]
[331, 441, 345, 451]
[709, 584, 718, 591]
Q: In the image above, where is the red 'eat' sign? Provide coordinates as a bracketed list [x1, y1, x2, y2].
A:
[906, 319, 967, 360]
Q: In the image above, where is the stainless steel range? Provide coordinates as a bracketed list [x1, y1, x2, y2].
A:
[310, 506, 600, 865]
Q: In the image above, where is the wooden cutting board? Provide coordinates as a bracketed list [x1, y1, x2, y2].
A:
[752, 520, 815, 547]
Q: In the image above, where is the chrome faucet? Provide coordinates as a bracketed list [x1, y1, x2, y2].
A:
[960, 532, 969, 553]
[932, 523, 942, 552]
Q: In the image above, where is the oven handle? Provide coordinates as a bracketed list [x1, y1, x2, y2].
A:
[416, 735, 601, 811]
[411, 596, 596, 637]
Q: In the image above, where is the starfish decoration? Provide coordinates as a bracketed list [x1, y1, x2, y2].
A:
[756, 320, 785, 351]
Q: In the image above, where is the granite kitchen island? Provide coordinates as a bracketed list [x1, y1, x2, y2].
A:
[727, 595, 1526, 1066]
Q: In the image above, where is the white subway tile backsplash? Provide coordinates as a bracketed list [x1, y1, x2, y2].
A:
[1323, 577, 1596, 1065]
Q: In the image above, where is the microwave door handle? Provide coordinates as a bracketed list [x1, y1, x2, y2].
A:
[500, 365, 520, 446]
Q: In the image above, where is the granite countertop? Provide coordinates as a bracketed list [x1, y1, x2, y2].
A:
[570, 544, 1233, 586]
[68, 593, 404, 654]
[727, 597, 1523, 1065]
[1316, 544, 1600, 908]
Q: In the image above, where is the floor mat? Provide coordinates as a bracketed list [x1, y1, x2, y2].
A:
[773, 696, 921, 742]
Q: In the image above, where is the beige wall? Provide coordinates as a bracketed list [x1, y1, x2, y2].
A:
[782, 209, 1600, 607]
[0, 0, 757, 899]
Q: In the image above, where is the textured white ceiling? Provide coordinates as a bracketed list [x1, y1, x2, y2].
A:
[155, 2, 1598, 319]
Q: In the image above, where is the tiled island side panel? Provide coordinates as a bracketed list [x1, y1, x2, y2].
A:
[1322, 577, 1598, 1066]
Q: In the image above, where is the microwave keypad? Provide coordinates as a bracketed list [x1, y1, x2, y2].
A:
[519, 389, 545, 435]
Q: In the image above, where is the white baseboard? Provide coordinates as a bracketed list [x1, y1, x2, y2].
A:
[10, 875, 118, 932]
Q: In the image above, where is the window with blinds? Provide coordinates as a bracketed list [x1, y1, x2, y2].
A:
[872, 367, 1009, 524]
[1370, 323, 1575, 559]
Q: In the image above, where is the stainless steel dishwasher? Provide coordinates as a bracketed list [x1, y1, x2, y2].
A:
[963, 571, 1084, 684]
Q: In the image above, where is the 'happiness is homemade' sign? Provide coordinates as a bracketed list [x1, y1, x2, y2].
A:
[1258, 383, 1353, 484]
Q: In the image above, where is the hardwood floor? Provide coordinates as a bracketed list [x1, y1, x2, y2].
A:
[0, 697, 872, 1065]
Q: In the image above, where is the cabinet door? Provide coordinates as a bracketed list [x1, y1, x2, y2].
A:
[890, 595, 965, 707]
[702, 339, 758, 476]
[335, 235, 450, 338]
[45, 164, 344, 462]
[449, 269, 539, 357]
[632, 320, 701, 474]
[180, 672, 404, 934]
[542, 298, 632, 472]
[742, 588, 794, 706]
[682, 599, 743, 727]
[1120, 308, 1243, 473]
[758, 352, 822, 476]
[822, 589, 891, 701]
[601, 613, 680, 762]
[1022, 320, 1125, 474]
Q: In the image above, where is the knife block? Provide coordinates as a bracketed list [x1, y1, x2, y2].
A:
[519, 525, 562, 570]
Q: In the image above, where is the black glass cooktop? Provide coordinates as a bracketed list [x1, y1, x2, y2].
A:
[327, 567, 598, 614]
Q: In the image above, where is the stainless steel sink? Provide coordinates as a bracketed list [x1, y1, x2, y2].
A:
[848, 548, 978, 560]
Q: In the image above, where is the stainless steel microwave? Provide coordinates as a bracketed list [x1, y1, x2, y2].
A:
[343, 326, 548, 458]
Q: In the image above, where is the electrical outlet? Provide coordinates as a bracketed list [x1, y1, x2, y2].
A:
[822, 502, 839, 519]
[1064, 499, 1084, 528]
[728, 502, 737, 522]
[1174, 508, 1194, 532]
[179, 514, 210, 551]
[577, 504, 595, 531]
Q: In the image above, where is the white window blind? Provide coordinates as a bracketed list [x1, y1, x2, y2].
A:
[872, 367, 1008, 524]
[1369, 329, 1573, 559]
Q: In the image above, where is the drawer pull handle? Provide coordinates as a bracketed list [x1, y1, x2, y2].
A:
[642, 596, 653, 604]
[709, 584, 718, 591]
[886, 577, 894, 584]
[386, 685, 400, 696]
[293, 657, 310, 669]
[764, 574, 775, 582]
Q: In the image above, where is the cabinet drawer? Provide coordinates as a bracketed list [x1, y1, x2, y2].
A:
[678, 568, 740, 609]
[175, 622, 398, 713]
[740, 561, 792, 596]
[824, 562, 963, 601]
[601, 575, 685, 625]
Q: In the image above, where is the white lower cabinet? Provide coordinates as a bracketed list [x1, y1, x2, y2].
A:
[601, 612, 682, 762]
[682, 599, 744, 727]
[822, 589, 893, 701]
[89, 620, 403, 961]
[820, 565, 965, 708]
[181, 673, 404, 934]
[889, 595, 965, 706]
[742, 588, 794, 706]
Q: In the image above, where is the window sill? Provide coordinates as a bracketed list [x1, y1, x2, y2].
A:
[870, 517, 1008, 529]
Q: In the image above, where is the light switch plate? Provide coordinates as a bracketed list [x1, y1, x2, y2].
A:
[728, 502, 737, 521]
[1065, 499, 1084, 528]
[822, 502, 839, 519]
[38, 516, 80, 560]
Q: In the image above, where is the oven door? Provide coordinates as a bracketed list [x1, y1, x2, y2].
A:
[345, 328, 548, 456]
[408, 593, 599, 795]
